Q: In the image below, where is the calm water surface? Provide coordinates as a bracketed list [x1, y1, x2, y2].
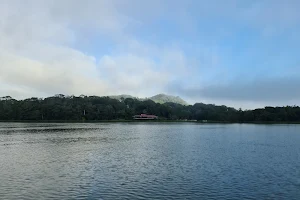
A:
[0, 123, 300, 199]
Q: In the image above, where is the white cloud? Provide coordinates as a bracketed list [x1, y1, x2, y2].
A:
[1, 0, 300, 109]
[0, 0, 111, 99]
[0, 0, 193, 99]
[0, 48, 110, 98]
[98, 54, 170, 96]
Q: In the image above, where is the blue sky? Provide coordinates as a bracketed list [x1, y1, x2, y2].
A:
[0, 0, 300, 109]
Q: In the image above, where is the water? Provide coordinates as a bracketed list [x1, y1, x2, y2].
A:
[0, 123, 300, 199]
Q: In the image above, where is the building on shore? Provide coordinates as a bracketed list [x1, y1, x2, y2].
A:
[133, 114, 158, 120]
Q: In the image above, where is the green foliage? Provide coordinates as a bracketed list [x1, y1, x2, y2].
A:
[0, 95, 300, 122]
[149, 94, 188, 105]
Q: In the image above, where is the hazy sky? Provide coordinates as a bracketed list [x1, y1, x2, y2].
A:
[1, 0, 300, 109]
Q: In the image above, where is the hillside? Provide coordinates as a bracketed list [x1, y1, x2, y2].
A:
[2, 95, 300, 122]
[110, 93, 188, 105]
[149, 94, 188, 105]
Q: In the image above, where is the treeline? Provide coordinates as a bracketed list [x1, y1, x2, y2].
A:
[0, 95, 300, 122]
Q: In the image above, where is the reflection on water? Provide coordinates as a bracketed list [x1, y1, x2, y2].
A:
[0, 123, 300, 199]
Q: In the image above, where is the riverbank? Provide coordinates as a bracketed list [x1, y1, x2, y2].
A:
[1, 120, 300, 124]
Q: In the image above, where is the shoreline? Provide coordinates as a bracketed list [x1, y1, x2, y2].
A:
[0, 120, 300, 124]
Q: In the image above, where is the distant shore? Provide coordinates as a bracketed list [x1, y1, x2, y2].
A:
[1, 120, 300, 124]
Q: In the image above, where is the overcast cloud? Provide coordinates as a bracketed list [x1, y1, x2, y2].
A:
[1, 0, 300, 108]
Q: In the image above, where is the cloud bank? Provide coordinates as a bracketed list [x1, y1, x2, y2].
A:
[1, 0, 300, 108]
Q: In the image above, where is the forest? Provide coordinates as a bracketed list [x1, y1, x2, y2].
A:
[1, 94, 300, 122]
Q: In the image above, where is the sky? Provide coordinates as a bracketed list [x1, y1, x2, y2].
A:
[0, 0, 300, 109]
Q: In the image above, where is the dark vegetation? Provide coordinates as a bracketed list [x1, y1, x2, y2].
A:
[1, 95, 300, 122]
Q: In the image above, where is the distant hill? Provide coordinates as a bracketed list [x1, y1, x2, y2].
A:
[149, 94, 188, 105]
[110, 93, 188, 105]
[2, 94, 300, 122]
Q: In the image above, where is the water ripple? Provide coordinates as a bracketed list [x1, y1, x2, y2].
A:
[0, 123, 300, 199]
